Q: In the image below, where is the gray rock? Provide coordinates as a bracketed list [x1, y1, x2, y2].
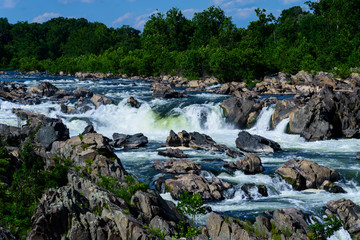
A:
[73, 87, 93, 98]
[0, 226, 16, 240]
[225, 153, 264, 174]
[158, 148, 187, 158]
[236, 131, 281, 153]
[26, 82, 59, 98]
[152, 84, 186, 98]
[357, 152, 360, 160]
[90, 94, 113, 108]
[112, 133, 148, 149]
[153, 159, 201, 174]
[127, 96, 141, 108]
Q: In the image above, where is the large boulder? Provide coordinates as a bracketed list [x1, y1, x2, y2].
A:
[326, 198, 360, 239]
[153, 158, 201, 174]
[26, 82, 59, 98]
[158, 148, 187, 158]
[270, 208, 309, 238]
[0, 82, 28, 103]
[112, 133, 148, 149]
[271, 98, 302, 129]
[90, 93, 113, 108]
[166, 130, 242, 158]
[235, 131, 281, 153]
[220, 95, 263, 129]
[152, 84, 186, 98]
[73, 87, 93, 98]
[225, 153, 264, 174]
[275, 159, 343, 192]
[163, 174, 232, 200]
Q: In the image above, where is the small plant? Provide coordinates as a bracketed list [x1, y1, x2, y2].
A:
[78, 133, 83, 141]
[143, 225, 168, 240]
[308, 215, 342, 240]
[177, 191, 206, 227]
[176, 220, 201, 240]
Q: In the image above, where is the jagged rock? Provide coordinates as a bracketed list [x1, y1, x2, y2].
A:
[220, 95, 263, 129]
[271, 98, 302, 129]
[216, 82, 246, 95]
[271, 208, 309, 238]
[26, 82, 59, 98]
[153, 159, 201, 174]
[0, 226, 16, 240]
[275, 159, 343, 192]
[152, 84, 186, 98]
[12, 109, 69, 150]
[224, 153, 264, 174]
[326, 198, 360, 239]
[0, 82, 28, 103]
[90, 93, 113, 108]
[73, 87, 93, 98]
[51, 133, 126, 179]
[60, 103, 77, 114]
[163, 174, 232, 200]
[0, 124, 27, 147]
[292, 70, 314, 83]
[241, 184, 268, 199]
[112, 133, 148, 149]
[236, 131, 281, 153]
[158, 148, 187, 158]
[166, 130, 242, 158]
[82, 125, 96, 135]
[127, 96, 141, 108]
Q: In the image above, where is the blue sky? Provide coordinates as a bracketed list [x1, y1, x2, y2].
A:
[0, 0, 306, 30]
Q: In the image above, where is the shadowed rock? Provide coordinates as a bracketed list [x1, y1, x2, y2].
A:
[236, 131, 281, 153]
[153, 158, 201, 174]
[112, 133, 148, 149]
[225, 153, 265, 174]
[158, 148, 187, 158]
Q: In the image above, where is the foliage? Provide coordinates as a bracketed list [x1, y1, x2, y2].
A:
[174, 221, 201, 240]
[308, 215, 343, 240]
[98, 174, 149, 204]
[177, 191, 206, 227]
[143, 225, 168, 240]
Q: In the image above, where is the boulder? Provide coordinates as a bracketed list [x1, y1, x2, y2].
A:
[158, 148, 187, 158]
[73, 87, 93, 98]
[235, 131, 281, 153]
[152, 84, 186, 98]
[166, 130, 242, 158]
[357, 152, 360, 160]
[224, 153, 264, 174]
[0, 124, 27, 147]
[112, 133, 148, 149]
[0, 82, 28, 103]
[270, 208, 309, 238]
[153, 159, 201, 174]
[127, 96, 141, 108]
[60, 103, 76, 114]
[26, 82, 59, 98]
[275, 159, 343, 192]
[271, 98, 302, 129]
[163, 174, 232, 200]
[90, 93, 113, 108]
[326, 198, 360, 239]
[241, 184, 268, 199]
[82, 125, 96, 135]
[220, 95, 263, 129]
[0, 226, 16, 240]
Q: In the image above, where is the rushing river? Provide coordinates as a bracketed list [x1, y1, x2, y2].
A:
[1, 72, 359, 239]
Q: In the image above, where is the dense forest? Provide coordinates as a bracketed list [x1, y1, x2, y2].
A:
[1, 0, 360, 82]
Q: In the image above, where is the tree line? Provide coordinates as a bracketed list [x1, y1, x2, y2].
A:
[0, 0, 359, 82]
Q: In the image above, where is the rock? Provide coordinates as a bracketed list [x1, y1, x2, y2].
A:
[0, 226, 16, 240]
[271, 208, 309, 238]
[357, 152, 360, 160]
[166, 130, 242, 158]
[241, 184, 268, 199]
[158, 148, 187, 158]
[12, 109, 69, 150]
[153, 159, 201, 174]
[73, 87, 93, 98]
[224, 153, 264, 174]
[0, 124, 27, 147]
[60, 103, 76, 114]
[292, 70, 314, 83]
[82, 125, 96, 135]
[320, 180, 346, 193]
[220, 95, 263, 129]
[235, 131, 281, 153]
[26, 82, 59, 98]
[275, 159, 342, 191]
[326, 198, 360, 239]
[152, 84, 186, 98]
[216, 82, 246, 95]
[163, 174, 232, 200]
[112, 133, 148, 149]
[51, 133, 126, 179]
[90, 93, 113, 108]
[127, 96, 141, 108]
[271, 98, 302, 129]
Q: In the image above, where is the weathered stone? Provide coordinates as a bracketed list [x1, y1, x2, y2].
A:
[26, 82, 59, 98]
[271, 98, 301, 129]
[275, 159, 342, 191]
[153, 159, 201, 174]
[240, 184, 268, 199]
[152, 84, 186, 98]
[90, 93, 113, 108]
[158, 148, 187, 158]
[236, 131, 281, 153]
[326, 198, 360, 239]
[225, 153, 264, 174]
[127, 96, 141, 108]
[82, 125, 96, 135]
[73, 87, 93, 98]
[112, 133, 148, 149]
[271, 208, 309, 238]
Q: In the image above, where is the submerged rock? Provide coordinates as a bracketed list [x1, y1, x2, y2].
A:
[112, 133, 148, 149]
[326, 198, 360, 239]
[127, 96, 141, 108]
[241, 184, 268, 199]
[235, 131, 281, 153]
[275, 158, 343, 192]
[225, 153, 265, 174]
[158, 148, 187, 158]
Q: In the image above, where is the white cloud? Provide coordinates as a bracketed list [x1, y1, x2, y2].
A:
[282, 0, 301, 4]
[228, 7, 256, 19]
[182, 8, 201, 19]
[0, 0, 18, 8]
[32, 12, 61, 23]
[134, 10, 158, 29]
[58, 0, 95, 4]
[113, 12, 133, 25]
[213, 0, 258, 8]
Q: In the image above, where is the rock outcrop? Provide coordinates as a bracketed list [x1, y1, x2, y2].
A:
[236, 131, 281, 153]
[153, 158, 201, 174]
[112, 133, 148, 149]
[326, 198, 360, 239]
[166, 130, 242, 158]
[225, 153, 265, 174]
[152, 84, 186, 98]
[26, 82, 59, 98]
[275, 159, 343, 192]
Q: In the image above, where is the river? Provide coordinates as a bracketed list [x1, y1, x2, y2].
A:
[1, 72, 359, 239]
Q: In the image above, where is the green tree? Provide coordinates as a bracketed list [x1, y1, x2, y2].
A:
[177, 191, 206, 227]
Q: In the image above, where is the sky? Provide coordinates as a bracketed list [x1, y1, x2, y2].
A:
[0, 0, 307, 30]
